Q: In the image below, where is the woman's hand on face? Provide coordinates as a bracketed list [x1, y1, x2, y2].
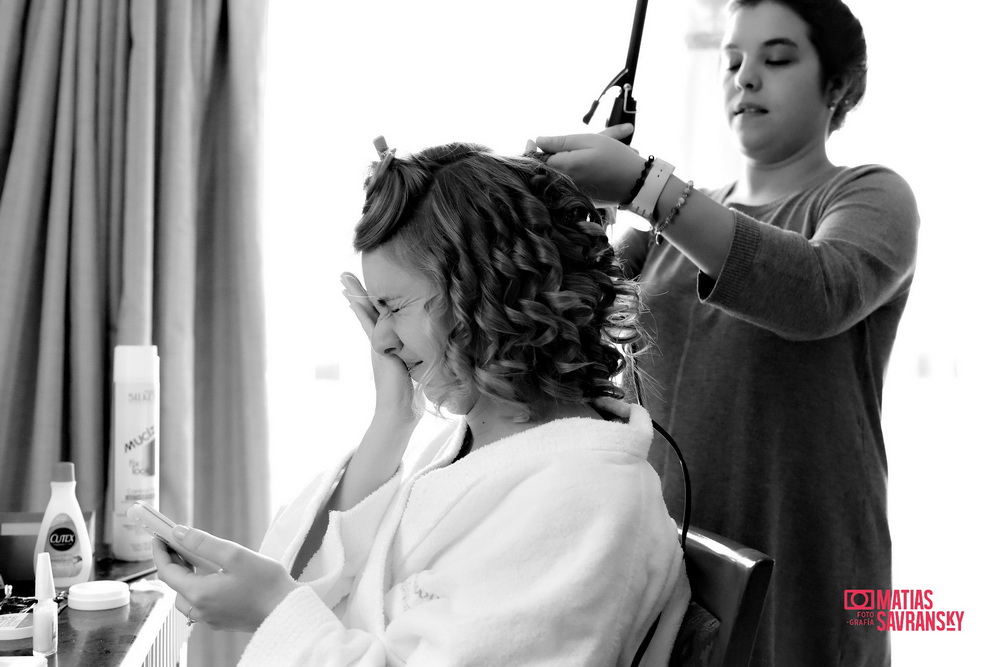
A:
[533, 125, 646, 204]
[340, 272, 418, 426]
[151, 526, 298, 633]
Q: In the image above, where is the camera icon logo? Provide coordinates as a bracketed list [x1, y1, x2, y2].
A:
[844, 590, 875, 610]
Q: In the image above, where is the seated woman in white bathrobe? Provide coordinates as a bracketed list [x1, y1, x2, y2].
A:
[151, 141, 690, 666]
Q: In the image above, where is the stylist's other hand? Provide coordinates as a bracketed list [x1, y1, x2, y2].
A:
[151, 526, 298, 632]
[340, 272, 418, 426]
[534, 126, 646, 204]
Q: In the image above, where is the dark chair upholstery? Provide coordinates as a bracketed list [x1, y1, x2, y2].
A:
[669, 526, 773, 667]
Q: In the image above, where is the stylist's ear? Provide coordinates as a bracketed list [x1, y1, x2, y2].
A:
[825, 76, 848, 108]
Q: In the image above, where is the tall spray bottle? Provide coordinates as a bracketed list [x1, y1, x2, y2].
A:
[34, 462, 93, 588]
[111, 345, 160, 561]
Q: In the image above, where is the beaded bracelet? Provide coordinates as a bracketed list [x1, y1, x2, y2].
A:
[651, 180, 694, 245]
[621, 155, 655, 207]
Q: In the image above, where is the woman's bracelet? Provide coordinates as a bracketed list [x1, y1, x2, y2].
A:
[622, 157, 674, 220]
[650, 180, 694, 245]
[621, 155, 655, 207]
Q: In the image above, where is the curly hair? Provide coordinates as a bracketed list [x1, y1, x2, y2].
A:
[354, 142, 644, 421]
[729, 0, 867, 132]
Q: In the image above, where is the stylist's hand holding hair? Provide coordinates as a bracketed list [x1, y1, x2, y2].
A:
[536, 124, 643, 204]
[537, 123, 736, 280]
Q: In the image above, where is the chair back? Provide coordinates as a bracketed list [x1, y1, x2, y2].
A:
[630, 418, 772, 667]
[671, 526, 773, 667]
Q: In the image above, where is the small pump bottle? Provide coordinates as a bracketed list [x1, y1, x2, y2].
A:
[111, 345, 160, 561]
[34, 462, 93, 588]
[32, 552, 58, 657]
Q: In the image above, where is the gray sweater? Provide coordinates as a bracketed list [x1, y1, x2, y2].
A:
[618, 165, 919, 667]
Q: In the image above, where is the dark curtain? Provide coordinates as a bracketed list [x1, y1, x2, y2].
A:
[0, 1, 270, 664]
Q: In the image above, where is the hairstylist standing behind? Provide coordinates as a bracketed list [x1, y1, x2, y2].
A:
[534, 1, 917, 665]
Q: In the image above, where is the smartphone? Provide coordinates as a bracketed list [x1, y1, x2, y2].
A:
[126, 501, 219, 571]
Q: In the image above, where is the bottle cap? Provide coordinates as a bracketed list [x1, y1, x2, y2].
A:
[67, 581, 130, 611]
[113, 345, 160, 383]
[53, 462, 75, 483]
[34, 553, 55, 600]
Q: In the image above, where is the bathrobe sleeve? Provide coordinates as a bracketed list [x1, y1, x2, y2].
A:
[240, 442, 687, 666]
[253, 454, 401, 631]
[240, 481, 400, 666]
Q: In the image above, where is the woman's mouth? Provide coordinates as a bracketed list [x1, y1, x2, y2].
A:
[733, 103, 767, 117]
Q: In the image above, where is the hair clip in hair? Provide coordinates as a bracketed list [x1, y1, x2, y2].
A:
[368, 135, 397, 187]
[374, 135, 396, 163]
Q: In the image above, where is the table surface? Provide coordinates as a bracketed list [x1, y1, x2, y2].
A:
[0, 558, 169, 666]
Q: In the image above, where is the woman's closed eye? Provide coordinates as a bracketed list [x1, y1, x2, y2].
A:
[762, 45, 796, 67]
[374, 300, 403, 317]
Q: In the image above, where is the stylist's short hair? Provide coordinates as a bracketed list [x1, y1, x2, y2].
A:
[729, 0, 867, 131]
[354, 142, 643, 421]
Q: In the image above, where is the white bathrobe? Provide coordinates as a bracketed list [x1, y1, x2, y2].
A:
[240, 399, 689, 666]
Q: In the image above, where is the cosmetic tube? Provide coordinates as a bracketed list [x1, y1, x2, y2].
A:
[32, 553, 57, 657]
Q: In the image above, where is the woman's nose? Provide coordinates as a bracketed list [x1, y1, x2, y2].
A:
[371, 318, 401, 356]
[735, 61, 760, 91]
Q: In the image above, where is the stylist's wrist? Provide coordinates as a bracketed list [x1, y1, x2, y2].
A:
[617, 151, 649, 204]
[617, 152, 646, 204]
[596, 144, 648, 205]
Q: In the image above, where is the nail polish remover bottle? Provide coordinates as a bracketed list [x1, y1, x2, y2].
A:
[34, 462, 94, 588]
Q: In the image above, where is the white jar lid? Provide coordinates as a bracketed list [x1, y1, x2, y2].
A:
[68, 580, 130, 611]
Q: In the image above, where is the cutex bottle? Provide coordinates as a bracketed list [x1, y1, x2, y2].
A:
[34, 462, 94, 588]
[111, 345, 160, 560]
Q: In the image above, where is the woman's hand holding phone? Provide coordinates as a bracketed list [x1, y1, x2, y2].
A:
[147, 517, 299, 632]
[127, 501, 219, 572]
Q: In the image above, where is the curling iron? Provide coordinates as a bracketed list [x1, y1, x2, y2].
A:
[581, 0, 648, 145]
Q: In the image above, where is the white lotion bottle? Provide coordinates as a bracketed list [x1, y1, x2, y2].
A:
[32, 552, 58, 657]
[111, 345, 160, 561]
[34, 462, 94, 588]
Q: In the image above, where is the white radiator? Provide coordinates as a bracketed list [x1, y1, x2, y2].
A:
[121, 582, 191, 667]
